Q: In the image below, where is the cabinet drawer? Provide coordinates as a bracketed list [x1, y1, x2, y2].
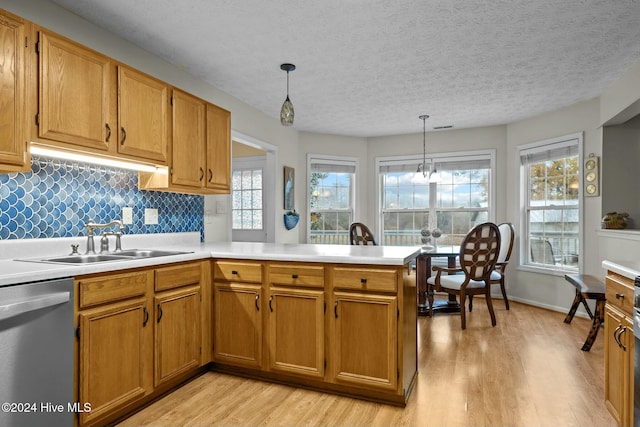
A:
[78, 270, 148, 308]
[155, 262, 201, 292]
[605, 273, 634, 315]
[269, 263, 324, 288]
[214, 261, 262, 283]
[332, 267, 397, 292]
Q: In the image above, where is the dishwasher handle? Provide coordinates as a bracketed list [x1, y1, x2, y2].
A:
[0, 292, 71, 322]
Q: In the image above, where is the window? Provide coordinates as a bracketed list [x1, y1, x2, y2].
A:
[377, 150, 495, 246]
[519, 134, 581, 273]
[232, 167, 263, 230]
[308, 155, 357, 244]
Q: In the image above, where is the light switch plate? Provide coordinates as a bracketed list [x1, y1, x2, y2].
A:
[144, 208, 158, 225]
[122, 207, 133, 224]
[216, 201, 227, 214]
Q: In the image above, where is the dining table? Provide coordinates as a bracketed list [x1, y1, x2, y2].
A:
[415, 244, 460, 316]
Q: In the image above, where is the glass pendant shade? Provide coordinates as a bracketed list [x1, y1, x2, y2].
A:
[280, 95, 294, 126]
[279, 63, 296, 126]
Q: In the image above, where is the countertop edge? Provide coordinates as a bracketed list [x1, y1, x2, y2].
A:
[602, 259, 640, 280]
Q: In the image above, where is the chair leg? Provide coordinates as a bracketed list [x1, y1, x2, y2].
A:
[427, 283, 434, 317]
[485, 285, 496, 327]
[468, 295, 473, 312]
[564, 290, 581, 324]
[459, 293, 467, 330]
[500, 277, 509, 310]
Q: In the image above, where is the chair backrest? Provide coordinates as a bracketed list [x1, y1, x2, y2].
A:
[349, 222, 377, 245]
[458, 222, 500, 281]
[496, 222, 515, 264]
[530, 238, 555, 265]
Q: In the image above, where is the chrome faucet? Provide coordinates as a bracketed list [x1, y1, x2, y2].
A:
[85, 220, 125, 254]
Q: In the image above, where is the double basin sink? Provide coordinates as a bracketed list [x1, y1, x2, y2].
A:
[21, 249, 193, 265]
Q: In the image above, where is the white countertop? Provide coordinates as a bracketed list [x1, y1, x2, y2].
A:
[602, 259, 640, 280]
[0, 234, 421, 287]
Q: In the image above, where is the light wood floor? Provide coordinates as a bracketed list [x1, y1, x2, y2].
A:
[118, 299, 616, 427]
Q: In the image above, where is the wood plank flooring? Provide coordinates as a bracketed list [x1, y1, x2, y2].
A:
[118, 299, 616, 427]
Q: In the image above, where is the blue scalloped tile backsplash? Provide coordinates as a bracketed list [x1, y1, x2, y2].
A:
[0, 156, 203, 240]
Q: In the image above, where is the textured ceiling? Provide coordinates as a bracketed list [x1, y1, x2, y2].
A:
[50, 0, 640, 137]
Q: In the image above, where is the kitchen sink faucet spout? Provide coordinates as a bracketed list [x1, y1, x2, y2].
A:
[85, 220, 124, 254]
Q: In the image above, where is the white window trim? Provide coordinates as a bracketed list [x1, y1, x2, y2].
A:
[307, 153, 359, 243]
[374, 149, 497, 238]
[517, 132, 583, 276]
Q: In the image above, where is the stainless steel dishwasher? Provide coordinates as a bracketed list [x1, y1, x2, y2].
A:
[0, 277, 74, 427]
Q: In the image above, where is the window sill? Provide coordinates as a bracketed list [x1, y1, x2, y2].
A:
[517, 264, 578, 277]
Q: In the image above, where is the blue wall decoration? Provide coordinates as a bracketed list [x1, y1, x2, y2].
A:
[0, 156, 204, 241]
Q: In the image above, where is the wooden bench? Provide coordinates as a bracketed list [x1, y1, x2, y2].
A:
[563, 274, 606, 351]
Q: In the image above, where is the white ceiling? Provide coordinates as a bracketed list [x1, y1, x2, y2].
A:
[50, 0, 640, 137]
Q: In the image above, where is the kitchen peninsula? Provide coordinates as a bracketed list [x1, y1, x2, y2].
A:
[0, 233, 420, 426]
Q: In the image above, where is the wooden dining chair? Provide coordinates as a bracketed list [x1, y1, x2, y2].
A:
[426, 222, 500, 329]
[469, 222, 515, 311]
[349, 222, 377, 245]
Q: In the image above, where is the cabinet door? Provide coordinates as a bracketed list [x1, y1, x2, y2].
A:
[213, 283, 262, 368]
[205, 103, 231, 192]
[268, 287, 324, 378]
[0, 11, 28, 172]
[38, 31, 111, 150]
[604, 304, 634, 427]
[78, 299, 152, 426]
[117, 66, 168, 163]
[154, 287, 201, 387]
[171, 89, 205, 187]
[331, 292, 397, 391]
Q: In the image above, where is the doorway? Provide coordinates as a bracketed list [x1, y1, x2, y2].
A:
[231, 132, 277, 243]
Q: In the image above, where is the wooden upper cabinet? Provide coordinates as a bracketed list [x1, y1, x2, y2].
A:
[37, 30, 111, 150]
[206, 103, 231, 192]
[117, 66, 168, 163]
[0, 10, 29, 172]
[171, 89, 206, 188]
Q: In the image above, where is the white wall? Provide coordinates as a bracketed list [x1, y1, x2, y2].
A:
[4, 0, 301, 244]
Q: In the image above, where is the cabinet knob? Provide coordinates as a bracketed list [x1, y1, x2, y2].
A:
[292, 274, 298, 279]
[360, 278, 367, 284]
[615, 293, 625, 300]
[231, 270, 238, 275]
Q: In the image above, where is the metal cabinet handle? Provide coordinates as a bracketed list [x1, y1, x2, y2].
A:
[618, 326, 628, 351]
[157, 303, 163, 323]
[360, 278, 367, 284]
[199, 167, 205, 181]
[231, 270, 238, 275]
[269, 296, 273, 312]
[292, 274, 299, 279]
[615, 293, 625, 300]
[334, 300, 339, 318]
[255, 294, 260, 311]
[143, 307, 149, 326]
[208, 168, 213, 183]
[105, 123, 111, 142]
[120, 127, 127, 145]
[613, 324, 623, 348]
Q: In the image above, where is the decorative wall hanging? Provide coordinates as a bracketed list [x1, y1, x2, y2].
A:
[284, 166, 295, 210]
[584, 154, 599, 197]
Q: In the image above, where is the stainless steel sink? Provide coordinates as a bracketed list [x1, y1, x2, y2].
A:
[17, 249, 193, 265]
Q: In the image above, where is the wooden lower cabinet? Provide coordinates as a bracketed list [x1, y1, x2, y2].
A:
[154, 286, 201, 387]
[213, 283, 262, 368]
[76, 261, 206, 427]
[78, 298, 152, 426]
[331, 292, 397, 391]
[604, 271, 635, 427]
[268, 287, 325, 378]
[605, 304, 635, 427]
[212, 260, 417, 406]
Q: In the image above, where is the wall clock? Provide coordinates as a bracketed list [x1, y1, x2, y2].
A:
[583, 155, 599, 197]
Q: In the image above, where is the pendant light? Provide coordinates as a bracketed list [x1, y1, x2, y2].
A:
[280, 63, 296, 126]
[416, 115, 430, 178]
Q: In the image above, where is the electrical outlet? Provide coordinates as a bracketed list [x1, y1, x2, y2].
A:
[144, 208, 158, 225]
[122, 207, 133, 224]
